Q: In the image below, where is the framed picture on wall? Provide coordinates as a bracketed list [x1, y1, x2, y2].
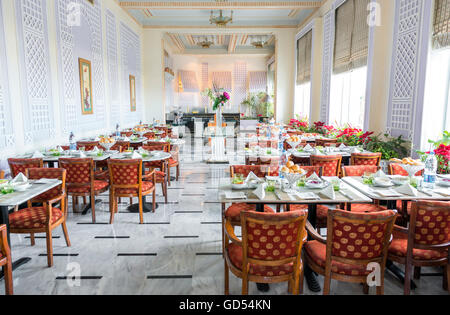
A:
[78, 58, 94, 115]
[129, 75, 136, 112]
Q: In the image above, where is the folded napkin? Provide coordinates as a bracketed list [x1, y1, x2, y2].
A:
[245, 171, 262, 184]
[374, 189, 402, 197]
[374, 170, 388, 178]
[253, 183, 267, 200]
[350, 148, 361, 154]
[287, 141, 301, 149]
[396, 183, 418, 196]
[34, 178, 58, 184]
[131, 152, 142, 159]
[32, 151, 44, 158]
[224, 191, 246, 200]
[57, 146, 64, 153]
[304, 144, 313, 151]
[307, 172, 321, 182]
[92, 146, 99, 153]
[297, 192, 319, 200]
[12, 172, 28, 183]
[339, 143, 347, 149]
[122, 137, 130, 141]
[312, 149, 324, 156]
[94, 137, 100, 141]
[79, 151, 87, 158]
[320, 184, 336, 200]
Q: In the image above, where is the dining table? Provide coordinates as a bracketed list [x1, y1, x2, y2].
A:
[341, 175, 450, 289]
[0, 179, 62, 279]
[219, 176, 373, 292]
[111, 151, 172, 213]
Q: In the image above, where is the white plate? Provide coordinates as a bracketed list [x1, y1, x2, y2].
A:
[231, 183, 248, 190]
[13, 182, 31, 191]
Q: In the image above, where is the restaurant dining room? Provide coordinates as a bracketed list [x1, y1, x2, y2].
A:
[0, 0, 448, 301]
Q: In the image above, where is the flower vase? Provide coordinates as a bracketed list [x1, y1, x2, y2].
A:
[216, 107, 224, 136]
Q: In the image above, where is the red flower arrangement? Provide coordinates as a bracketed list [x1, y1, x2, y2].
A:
[434, 144, 450, 174]
[335, 128, 373, 146]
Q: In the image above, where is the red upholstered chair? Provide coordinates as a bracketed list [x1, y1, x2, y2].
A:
[304, 209, 397, 295]
[143, 132, 155, 140]
[388, 200, 450, 295]
[121, 131, 133, 137]
[0, 225, 13, 295]
[316, 139, 338, 147]
[108, 159, 156, 224]
[10, 168, 70, 267]
[224, 210, 308, 295]
[168, 145, 180, 183]
[8, 158, 43, 178]
[0, 170, 4, 179]
[310, 155, 342, 177]
[351, 153, 382, 166]
[141, 146, 169, 204]
[76, 141, 100, 151]
[230, 165, 273, 178]
[59, 158, 109, 223]
[111, 141, 130, 152]
[340, 165, 387, 213]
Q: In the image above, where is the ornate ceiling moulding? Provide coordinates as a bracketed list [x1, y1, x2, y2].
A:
[119, 1, 322, 10]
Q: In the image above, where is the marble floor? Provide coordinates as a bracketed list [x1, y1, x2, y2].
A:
[0, 135, 447, 295]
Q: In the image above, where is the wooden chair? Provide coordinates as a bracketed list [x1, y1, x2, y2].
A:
[143, 132, 155, 140]
[316, 139, 338, 147]
[0, 225, 13, 295]
[9, 168, 70, 267]
[310, 155, 342, 177]
[108, 159, 156, 224]
[351, 153, 382, 166]
[121, 131, 133, 137]
[145, 142, 177, 184]
[304, 209, 397, 295]
[388, 200, 450, 295]
[111, 141, 130, 152]
[168, 144, 180, 182]
[59, 158, 109, 223]
[141, 146, 169, 205]
[76, 141, 100, 151]
[8, 158, 43, 178]
[224, 210, 308, 295]
[0, 170, 4, 179]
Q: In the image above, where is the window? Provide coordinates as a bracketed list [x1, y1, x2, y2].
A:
[421, 0, 450, 149]
[329, 0, 370, 128]
[295, 30, 312, 119]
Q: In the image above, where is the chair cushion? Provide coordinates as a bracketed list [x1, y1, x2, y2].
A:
[67, 180, 109, 194]
[304, 240, 371, 276]
[114, 181, 154, 195]
[225, 203, 274, 221]
[346, 203, 388, 213]
[389, 230, 448, 260]
[290, 204, 330, 219]
[227, 243, 294, 277]
[9, 207, 63, 230]
[168, 158, 179, 167]
[145, 171, 166, 183]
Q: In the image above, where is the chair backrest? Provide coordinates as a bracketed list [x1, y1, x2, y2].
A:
[111, 141, 130, 152]
[389, 163, 423, 176]
[143, 143, 170, 152]
[8, 158, 44, 178]
[26, 168, 66, 202]
[59, 158, 93, 186]
[143, 132, 155, 140]
[342, 165, 379, 177]
[0, 170, 4, 179]
[310, 155, 342, 177]
[108, 159, 142, 187]
[241, 210, 308, 269]
[351, 153, 382, 166]
[284, 140, 307, 150]
[230, 165, 273, 178]
[316, 139, 338, 147]
[76, 141, 100, 151]
[409, 201, 450, 248]
[326, 209, 397, 265]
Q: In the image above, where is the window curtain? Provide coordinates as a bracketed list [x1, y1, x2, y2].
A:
[433, 0, 450, 49]
[333, 0, 370, 74]
[249, 71, 267, 93]
[296, 30, 312, 85]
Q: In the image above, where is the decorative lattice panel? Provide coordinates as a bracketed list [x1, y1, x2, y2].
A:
[387, 0, 432, 148]
[178, 70, 199, 92]
[320, 10, 335, 124]
[0, 4, 14, 150]
[16, 0, 54, 144]
[55, 0, 106, 135]
[233, 62, 247, 111]
[201, 63, 209, 110]
[212, 72, 232, 93]
[120, 22, 142, 126]
[106, 10, 120, 127]
[249, 71, 267, 93]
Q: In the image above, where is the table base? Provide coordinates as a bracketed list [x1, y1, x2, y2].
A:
[304, 266, 321, 293]
[0, 257, 31, 280]
[81, 199, 102, 215]
[127, 202, 159, 213]
[386, 261, 417, 290]
[256, 283, 270, 292]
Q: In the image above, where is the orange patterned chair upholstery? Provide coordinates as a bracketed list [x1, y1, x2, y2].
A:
[8, 158, 43, 178]
[388, 200, 450, 295]
[0, 170, 4, 179]
[121, 131, 133, 137]
[0, 225, 13, 295]
[108, 159, 156, 224]
[76, 141, 100, 151]
[10, 168, 70, 267]
[143, 132, 155, 140]
[142, 144, 171, 184]
[59, 158, 109, 223]
[351, 153, 382, 166]
[310, 155, 342, 177]
[304, 209, 397, 295]
[230, 165, 274, 178]
[224, 210, 308, 295]
[316, 139, 338, 147]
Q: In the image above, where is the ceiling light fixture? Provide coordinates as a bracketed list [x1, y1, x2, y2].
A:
[197, 36, 214, 49]
[251, 35, 268, 49]
[210, 10, 233, 27]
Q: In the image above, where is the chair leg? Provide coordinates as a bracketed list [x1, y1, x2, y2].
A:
[129, 198, 133, 206]
[176, 165, 180, 181]
[139, 196, 144, 224]
[3, 261, 13, 295]
[83, 196, 87, 205]
[414, 266, 421, 280]
[46, 228, 53, 267]
[224, 259, 229, 295]
[72, 196, 77, 212]
[109, 194, 115, 224]
[242, 275, 248, 295]
[299, 267, 304, 295]
[323, 272, 331, 295]
[61, 222, 71, 247]
[152, 190, 156, 213]
[168, 168, 172, 187]
[404, 264, 412, 295]
[163, 182, 168, 204]
[444, 264, 449, 293]
[91, 194, 96, 223]
[363, 283, 369, 295]
[30, 233, 35, 246]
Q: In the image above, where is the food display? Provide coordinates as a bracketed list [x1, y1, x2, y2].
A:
[281, 161, 306, 174]
[287, 135, 301, 143]
[390, 158, 423, 166]
[99, 136, 115, 144]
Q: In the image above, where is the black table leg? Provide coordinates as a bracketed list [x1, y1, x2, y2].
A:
[81, 199, 103, 215]
[0, 206, 32, 278]
[127, 196, 159, 213]
[305, 204, 321, 292]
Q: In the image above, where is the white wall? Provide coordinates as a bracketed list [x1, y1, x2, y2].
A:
[0, 0, 143, 166]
